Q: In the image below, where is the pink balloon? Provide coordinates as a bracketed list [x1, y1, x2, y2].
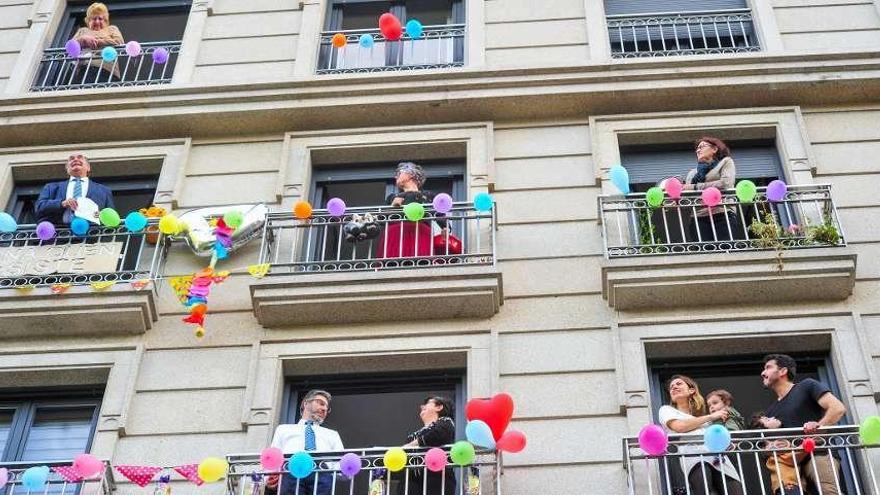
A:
[496, 430, 526, 453]
[424, 448, 447, 472]
[638, 424, 668, 456]
[260, 447, 284, 471]
[125, 40, 142, 57]
[701, 187, 722, 208]
[73, 453, 104, 479]
[664, 178, 683, 200]
[0, 467, 8, 488]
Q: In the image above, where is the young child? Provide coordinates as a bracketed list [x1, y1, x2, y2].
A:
[706, 389, 746, 431]
[750, 410, 806, 495]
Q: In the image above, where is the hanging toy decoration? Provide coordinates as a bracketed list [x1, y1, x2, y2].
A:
[178, 267, 229, 338]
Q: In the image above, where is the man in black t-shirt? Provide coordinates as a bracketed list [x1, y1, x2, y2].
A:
[757, 354, 846, 495]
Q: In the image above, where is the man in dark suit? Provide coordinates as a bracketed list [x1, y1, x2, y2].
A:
[35, 152, 115, 224]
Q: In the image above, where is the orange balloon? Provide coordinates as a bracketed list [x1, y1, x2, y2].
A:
[190, 303, 208, 316]
[294, 201, 313, 219]
[331, 33, 346, 48]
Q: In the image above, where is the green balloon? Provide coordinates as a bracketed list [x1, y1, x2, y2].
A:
[735, 180, 757, 203]
[99, 208, 121, 227]
[860, 416, 880, 445]
[646, 187, 665, 208]
[403, 202, 425, 222]
[450, 441, 476, 466]
[223, 210, 244, 229]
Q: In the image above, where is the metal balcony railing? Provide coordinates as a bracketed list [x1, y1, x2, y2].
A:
[31, 41, 182, 91]
[317, 24, 465, 74]
[0, 219, 161, 289]
[0, 459, 114, 495]
[258, 203, 495, 275]
[623, 425, 875, 495]
[226, 446, 500, 495]
[598, 184, 846, 258]
[607, 9, 761, 58]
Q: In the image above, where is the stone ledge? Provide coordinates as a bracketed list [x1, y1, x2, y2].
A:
[0, 285, 158, 338]
[601, 247, 857, 310]
[250, 266, 503, 327]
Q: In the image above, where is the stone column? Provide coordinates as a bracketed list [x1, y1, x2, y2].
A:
[5, 0, 64, 95]
[171, 0, 214, 84]
[294, 0, 324, 77]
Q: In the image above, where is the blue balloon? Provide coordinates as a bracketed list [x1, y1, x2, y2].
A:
[405, 19, 424, 39]
[465, 420, 496, 449]
[358, 34, 374, 48]
[704, 424, 731, 453]
[124, 211, 148, 232]
[71, 217, 90, 236]
[473, 193, 493, 212]
[22, 466, 49, 491]
[289, 452, 314, 479]
[609, 165, 631, 194]
[0, 212, 17, 233]
[101, 46, 117, 63]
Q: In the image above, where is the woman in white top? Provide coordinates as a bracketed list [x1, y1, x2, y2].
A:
[658, 375, 744, 495]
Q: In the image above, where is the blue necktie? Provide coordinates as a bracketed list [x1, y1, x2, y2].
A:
[304, 421, 316, 451]
[73, 178, 83, 198]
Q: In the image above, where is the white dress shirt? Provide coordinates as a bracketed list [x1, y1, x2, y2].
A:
[271, 419, 344, 453]
[65, 176, 90, 199]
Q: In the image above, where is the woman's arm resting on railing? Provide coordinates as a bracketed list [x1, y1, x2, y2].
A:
[666, 410, 728, 433]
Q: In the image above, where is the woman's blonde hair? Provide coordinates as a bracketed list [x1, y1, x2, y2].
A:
[668, 374, 707, 416]
[85, 2, 110, 23]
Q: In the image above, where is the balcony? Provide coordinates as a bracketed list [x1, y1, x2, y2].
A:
[249, 203, 502, 327]
[31, 41, 182, 92]
[226, 446, 499, 495]
[624, 425, 872, 494]
[317, 25, 465, 74]
[0, 222, 159, 337]
[599, 184, 856, 309]
[1, 459, 114, 495]
[607, 9, 761, 58]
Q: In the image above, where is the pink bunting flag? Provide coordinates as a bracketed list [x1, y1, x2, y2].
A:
[173, 464, 204, 486]
[115, 465, 162, 487]
[52, 465, 83, 483]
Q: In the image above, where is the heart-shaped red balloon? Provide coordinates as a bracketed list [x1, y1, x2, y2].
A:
[466, 393, 514, 441]
[496, 430, 527, 453]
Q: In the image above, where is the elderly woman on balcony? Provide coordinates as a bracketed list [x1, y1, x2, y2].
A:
[683, 136, 740, 242]
[73, 2, 124, 81]
[659, 375, 744, 495]
[376, 162, 448, 259]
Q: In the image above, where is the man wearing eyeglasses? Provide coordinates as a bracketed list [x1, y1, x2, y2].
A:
[35, 152, 115, 225]
[267, 390, 344, 495]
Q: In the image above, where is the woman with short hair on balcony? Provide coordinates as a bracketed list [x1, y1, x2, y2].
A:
[376, 162, 448, 259]
[659, 375, 744, 495]
[683, 136, 741, 243]
[398, 396, 456, 495]
[73, 2, 124, 82]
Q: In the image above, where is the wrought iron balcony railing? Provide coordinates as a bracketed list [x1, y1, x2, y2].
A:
[598, 184, 846, 258]
[623, 425, 874, 495]
[1, 459, 114, 495]
[607, 9, 761, 58]
[258, 202, 495, 275]
[0, 220, 161, 289]
[317, 24, 465, 74]
[226, 446, 500, 495]
[31, 41, 182, 92]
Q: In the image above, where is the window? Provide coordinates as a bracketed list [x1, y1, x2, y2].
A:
[32, 0, 192, 91]
[318, 0, 465, 73]
[605, 0, 760, 58]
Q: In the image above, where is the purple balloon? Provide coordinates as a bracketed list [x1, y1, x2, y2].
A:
[125, 40, 142, 57]
[65, 39, 81, 58]
[326, 197, 346, 217]
[432, 193, 453, 214]
[152, 47, 169, 65]
[638, 424, 668, 456]
[35, 221, 56, 241]
[766, 179, 788, 202]
[339, 453, 361, 477]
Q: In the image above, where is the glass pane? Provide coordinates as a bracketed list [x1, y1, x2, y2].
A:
[339, 2, 393, 30]
[21, 406, 95, 461]
[0, 409, 15, 459]
[404, 0, 453, 25]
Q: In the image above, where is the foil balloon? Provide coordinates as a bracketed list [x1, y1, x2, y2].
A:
[175, 204, 268, 257]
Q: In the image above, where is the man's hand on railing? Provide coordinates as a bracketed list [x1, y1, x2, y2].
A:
[803, 421, 821, 434]
[266, 474, 279, 489]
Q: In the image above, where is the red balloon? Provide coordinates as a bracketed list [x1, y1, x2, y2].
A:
[466, 393, 514, 441]
[803, 437, 816, 454]
[496, 430, 526, 453]
[379, 14, 402, 41]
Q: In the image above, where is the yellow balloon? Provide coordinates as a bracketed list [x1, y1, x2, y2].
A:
[383, 447, 407, 472]
[197, 457, 228, 483]
[158, 214, 180, 235]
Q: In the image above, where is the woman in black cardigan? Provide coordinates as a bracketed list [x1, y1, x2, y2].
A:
[397, 396, 456, 495]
